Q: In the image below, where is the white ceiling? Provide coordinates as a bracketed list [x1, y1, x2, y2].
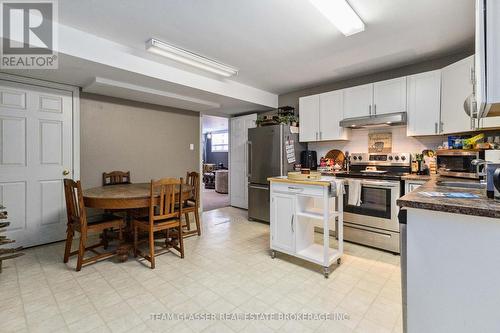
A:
[58, 0, 474, 94]
[202, 115, 229, 133]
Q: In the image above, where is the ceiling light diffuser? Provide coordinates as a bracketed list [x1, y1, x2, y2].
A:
[146, 38, 238, 77]
[309, 0, 365, 36]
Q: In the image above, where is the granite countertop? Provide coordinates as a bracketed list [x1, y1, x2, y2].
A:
[401, 174, 435, 181]
[397, 176, 500, 218]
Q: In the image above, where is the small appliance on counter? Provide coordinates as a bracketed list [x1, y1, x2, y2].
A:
[300, 150, 317, 170]
[436, 149, 485, 179]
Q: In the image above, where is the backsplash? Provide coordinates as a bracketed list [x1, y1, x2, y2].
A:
[307, 126, 445, 157]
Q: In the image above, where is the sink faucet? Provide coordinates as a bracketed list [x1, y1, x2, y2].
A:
[471, 159, 489, 179]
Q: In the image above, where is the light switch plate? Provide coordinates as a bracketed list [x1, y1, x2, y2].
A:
[189, 143, 194, 150]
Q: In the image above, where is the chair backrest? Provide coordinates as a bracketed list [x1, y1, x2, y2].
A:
[185, 171, 200, 202]
[63, 179, 87, 229]
[149, 178, 183, 225]
[103, 171, 131, 186]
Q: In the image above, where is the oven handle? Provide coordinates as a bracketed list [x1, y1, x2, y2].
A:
[359, 181, 399, 188]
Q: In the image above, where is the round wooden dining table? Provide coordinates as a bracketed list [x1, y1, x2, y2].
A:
[83, 183, 193, 261]
[83, 182, 193, 210]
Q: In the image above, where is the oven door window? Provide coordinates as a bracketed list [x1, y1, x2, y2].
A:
[344, 185, 392, 219]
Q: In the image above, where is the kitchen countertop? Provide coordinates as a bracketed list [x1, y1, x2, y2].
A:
[267, 176, 334, 187]
[401, 174, 435, 181]
[397, 176, 500, 218]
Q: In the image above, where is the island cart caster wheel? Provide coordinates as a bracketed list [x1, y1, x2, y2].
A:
[323, 267, 329, 279]
[270, 250, 276, 259]
[337, 258, 342, 264]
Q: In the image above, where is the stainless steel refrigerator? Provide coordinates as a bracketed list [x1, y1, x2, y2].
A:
[247, 124, 304, 222]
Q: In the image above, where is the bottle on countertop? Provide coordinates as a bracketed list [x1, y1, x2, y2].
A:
[411, 153, 419, 174]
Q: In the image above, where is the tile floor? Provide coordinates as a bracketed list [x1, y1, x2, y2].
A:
[0, 207, 402, 333]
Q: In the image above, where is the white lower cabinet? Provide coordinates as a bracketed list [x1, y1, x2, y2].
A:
[270, 193, 295, 253]
[405, 180, 426, 194]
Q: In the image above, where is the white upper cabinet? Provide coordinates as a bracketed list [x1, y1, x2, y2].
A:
[319, 90, 349, 141]
[440, 55, 474, 134]
[373, 77, 407, 115]
[343, 83, 373, 119]
[407, 70, 442, 136]
[299, 94, 320, 142]
[299, 92, 348, 142]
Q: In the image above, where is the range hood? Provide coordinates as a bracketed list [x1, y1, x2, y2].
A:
[339, 112, 407, 128]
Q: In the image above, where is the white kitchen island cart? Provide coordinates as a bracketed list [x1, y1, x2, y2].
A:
[268, 176, 344, 278]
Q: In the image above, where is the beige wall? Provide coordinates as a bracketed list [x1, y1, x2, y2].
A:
[80, 93, 200, 189]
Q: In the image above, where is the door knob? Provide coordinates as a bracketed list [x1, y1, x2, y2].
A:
[62, 169, 70, 176]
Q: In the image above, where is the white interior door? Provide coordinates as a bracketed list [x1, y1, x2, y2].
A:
[0, 80, 74, 248]
[230, 113, 256, 209]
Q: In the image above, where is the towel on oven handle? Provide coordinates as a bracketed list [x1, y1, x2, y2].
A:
[347, 179, 362, 206]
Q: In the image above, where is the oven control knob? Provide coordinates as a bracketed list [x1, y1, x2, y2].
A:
[353, 156, 357, 160]
[401, 156, 406, 161]
[388, 156, 393, 161]
[395, 156, 400, 161]
[358, 156, 363, 161]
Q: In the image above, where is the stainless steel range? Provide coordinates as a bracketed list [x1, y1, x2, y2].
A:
[335, 152, 411, 253]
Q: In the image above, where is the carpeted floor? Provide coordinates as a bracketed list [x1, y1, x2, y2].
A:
[202, 188, 230, 211]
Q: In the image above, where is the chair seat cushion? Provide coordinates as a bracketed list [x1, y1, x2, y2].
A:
[134, 216, 178, 225]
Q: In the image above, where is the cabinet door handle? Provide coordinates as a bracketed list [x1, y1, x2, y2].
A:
[287, 186, 304, 192]
[319, 131, 322, 140]
[440, 122, 444, 133]
[291, 215, 294, 232]
[315, 132, 318, 140]
[373, 104, 376, 115]
[434, 122, 438, 134]
[369, 105, 372, 116]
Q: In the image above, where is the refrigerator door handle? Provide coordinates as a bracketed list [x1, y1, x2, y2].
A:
[279, 125, 283, 176]
[249, 184, 269, 190]
[247, 141, 252, 178]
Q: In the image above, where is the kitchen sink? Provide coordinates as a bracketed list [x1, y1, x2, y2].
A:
[436, 181, 486, 189]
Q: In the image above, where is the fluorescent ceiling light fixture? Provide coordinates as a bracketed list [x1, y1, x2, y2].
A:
[146, 38, 238, 77]
[309, 0, 365, 36]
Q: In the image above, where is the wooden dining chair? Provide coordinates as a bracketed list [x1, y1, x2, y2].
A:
[132, 178, 184, 269]
[102, 171, 131, 186]
[63, 179, 124, 271]
[101, 171, 131, 247]
[183, 171, 201, 237]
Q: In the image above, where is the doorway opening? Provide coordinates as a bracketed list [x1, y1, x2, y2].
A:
[201, 115, 230, 211]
